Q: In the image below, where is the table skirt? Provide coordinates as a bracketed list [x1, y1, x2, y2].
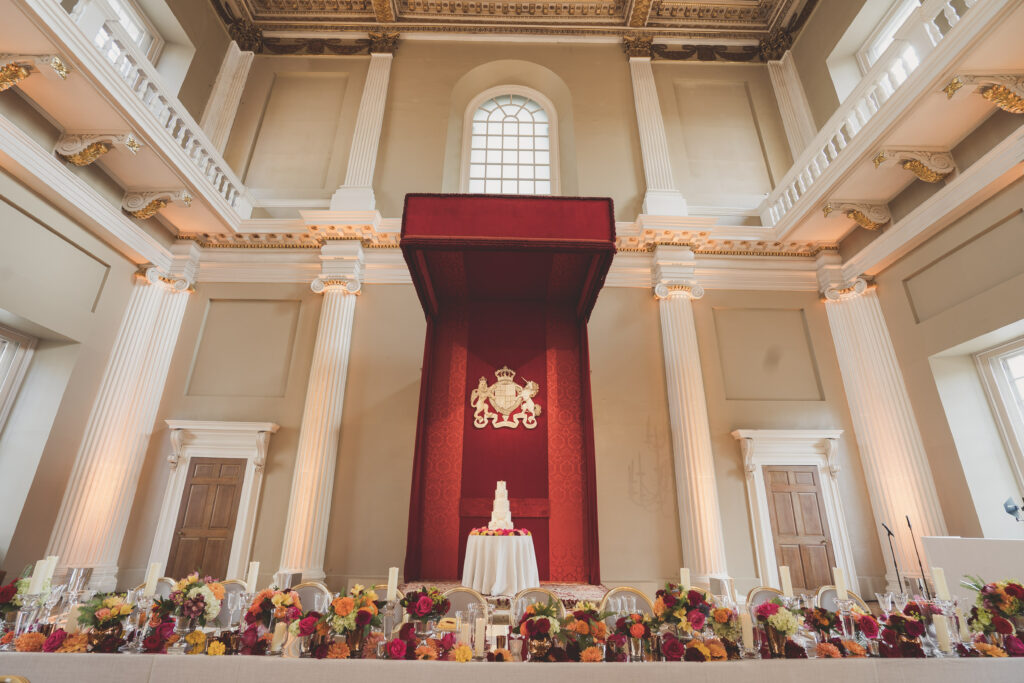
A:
[461, 534, 540, 596]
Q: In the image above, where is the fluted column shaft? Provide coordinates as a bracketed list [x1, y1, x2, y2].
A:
[47, 270, 191, 590]
[628, 56, 687, 216]
[200, 41, 255, 153]
[278, 281, 360, 580]
[767, 51, 817, 160]
[823, 285, 947, 587]
[657, 287, 728, 580]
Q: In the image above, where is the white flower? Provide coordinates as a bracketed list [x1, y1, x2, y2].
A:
[188, 584, 221, 621]
[767, 607, 801, 636]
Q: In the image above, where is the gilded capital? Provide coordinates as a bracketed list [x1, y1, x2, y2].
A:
[943, 73, 1024, 114]
[654, 282, 704, 300]
[0, 54, 69, 85]
[823, 201, 891, 231]
[137, 265, 192, 292]
[228, 19, 263, 53]
[311, 277, 361, 295]
[368, 31, 400, 54]
[55, 133, 142, 166]
[623, 34, 654, 59]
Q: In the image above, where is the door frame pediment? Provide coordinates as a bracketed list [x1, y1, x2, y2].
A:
[731, 429, 859, 597]
[150, 420, 279, 581]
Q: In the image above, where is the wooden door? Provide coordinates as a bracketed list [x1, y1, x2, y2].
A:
[764, 465, 836, 593]
[166, 458, 244, 580]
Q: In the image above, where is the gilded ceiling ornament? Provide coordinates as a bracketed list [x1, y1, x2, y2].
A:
[873, 149, 955, 183]
[55, 133, 142, 166]
[823, 201, 890, 231]
[0, 63, 30, 92]
[471, 366, 541, 430]
[626, 0, 654, 28]
[123, 190, 192, 219]
[228, 19, 263, 52]
[623, 34, 654, 58]
[758, 27, 792, 62]
[63, 141, 111, 166]
[942, 76, 964, 99]
[368, 31, 400, 54]
[980, 84, 1024, 115]
[941, 73, 1024, 114]
[650, 43, 760, 62]
[371, 0, 396, 23]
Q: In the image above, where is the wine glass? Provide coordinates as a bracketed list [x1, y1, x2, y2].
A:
[875, 592, 894, 618]
[226, 592, 242, 630]
[893, 592, 910, 615]
[314, 592, 328, 614]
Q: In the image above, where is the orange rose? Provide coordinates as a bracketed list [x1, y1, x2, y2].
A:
[713, 608, 730, 624]
[706, 640, 727, 661]
[0, 632, 13, 645]
[593, 622, 608, 639]
[520, 623, 530, 637]
[575, 620, 590, 636]
[653, 596, 666, 617]
[208, 583, 225, 601]
[333, 596, 355, 617]
[629, 623, 646, 639]
[525, 605, 535, 616]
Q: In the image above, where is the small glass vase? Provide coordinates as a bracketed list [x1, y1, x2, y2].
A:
[763, 627, 787, 658]
[628, 636, 646, 662]
[167, 616, 195, 655]
[346, 628, 367, 658]
[414, 619, 436, 645]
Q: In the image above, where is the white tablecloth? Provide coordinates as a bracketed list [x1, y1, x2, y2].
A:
[461, 534, 540, 596]
[2, 653, 1024, 683]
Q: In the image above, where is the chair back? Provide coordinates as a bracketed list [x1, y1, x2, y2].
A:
[815, 585, 870, 613]
[442, 587, 488, 618]
[599, 587, 654, 615]
[371, 584, 404, 601]
[511, 587, 565, 623]
[293, 581, 332, 614]
[209, 579, 247, 629]
[745, 586, 783, 610]
[153, 577, 175, 600]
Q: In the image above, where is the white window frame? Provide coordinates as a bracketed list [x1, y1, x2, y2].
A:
[0, 324, 38, 436]
[78, 0, 164, 66]
[976, 337, 1024, 491]
[460, 85, 560, 196]
[855, 0, 921, 74]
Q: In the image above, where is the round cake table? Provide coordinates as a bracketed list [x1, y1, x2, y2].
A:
[462, 534, 540, 596]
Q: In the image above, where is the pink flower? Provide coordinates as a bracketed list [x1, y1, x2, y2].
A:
[414, 595, 434, 617]
[755, 602, 780, 619]
[439, 633, 455, 651]
[94, 608, 112, 621]
[387, 638, 407, 660]
[297, 615, 318, 637]
[42, 629, 67, 653]
[1005, 635, 1024, 656]
[687, 610, 706, 631]
[286, 606, 302, 622]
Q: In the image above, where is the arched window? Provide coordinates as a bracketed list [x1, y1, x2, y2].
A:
[466, 92, 555, 195]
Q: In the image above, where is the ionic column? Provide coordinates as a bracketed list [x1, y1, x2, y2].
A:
[654, 246, 727, 581]
[199, 41, 255, 153]
[820, 274, 947, 589]
[767, 51, 817, 160]
[330, 34, 398, 211]
[625, 40, 687, 217]
[278, 243, 364, 581]
[47, 265, 194, 590]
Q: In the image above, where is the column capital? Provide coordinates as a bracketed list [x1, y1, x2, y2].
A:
[368, 31, 400, 55]
[653, 244, 701, 297]
[822, 277, 870, 302]
[654, 283, 704, 300]
[136, 265, 192, 292]
[623, 35, 654, 59]
[316, 240, 365, 291]
[311, 277, 361, 295]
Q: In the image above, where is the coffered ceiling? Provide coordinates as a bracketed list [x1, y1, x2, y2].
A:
[210, 0, 817, 51]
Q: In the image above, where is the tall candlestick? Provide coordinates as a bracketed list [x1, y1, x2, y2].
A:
[739, 612, 754, 650]
[246, 561, 260, 593]
[27, 559, 45, 595]
[932, 567, 951, 601]
[387, 567, 399, 602]
[270, 622, 287, 652]
[143, 563, 162, 597]
[680, 568, 690, 591]
[834, 567, 847, 600]
[934, 616, 952, 653]
[779, 566, 793, 597]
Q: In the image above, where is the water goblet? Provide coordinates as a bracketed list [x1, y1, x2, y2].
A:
[875, 592, 894, 618]
[893, 592, 910, 615]
[131, 595, 154, 653]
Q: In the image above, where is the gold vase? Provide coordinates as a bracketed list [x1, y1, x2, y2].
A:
[86, 621, 124, 650]
[528, 637, 551, 661]
[764, 627, 787, 658]
[346, 629, 366, 658]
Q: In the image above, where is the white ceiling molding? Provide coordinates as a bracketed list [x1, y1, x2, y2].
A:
[0, 113, 172, 269]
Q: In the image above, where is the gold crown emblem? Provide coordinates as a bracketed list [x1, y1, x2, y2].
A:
[494, 366, 516, 381]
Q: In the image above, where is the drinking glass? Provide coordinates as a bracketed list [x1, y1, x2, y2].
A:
[314, 592, 328, 614]
[226, 593, 242, 629]
[893, 592, 910, 614]
[875, 592, 894, 617]
[467, 603, 487, 660]
[455, 611, 469, 646]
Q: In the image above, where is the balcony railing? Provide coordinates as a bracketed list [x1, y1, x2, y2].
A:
[760, 0, 982, 230]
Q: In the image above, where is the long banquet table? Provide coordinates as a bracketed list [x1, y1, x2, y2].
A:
[2, 653, 1024, 683]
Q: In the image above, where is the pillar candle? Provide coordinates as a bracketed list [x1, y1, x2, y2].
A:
[680, 568, 690, 591]
[834, 567, 847, 600]
[934, 616, 952, 653]
[143, 563, 162, 597]
[43, 556, 59, 583]
[64, 605, 83, 634]
[956, 607, 971, 641]
[27, 559, 45, 595]
[739, 612, 754, 650]
[779, 566, 793, 597]
[270, 622, 287, 652]
[474, 617, 486, 657]
[245, 561, 259, 593]
[458, 623, 472, 646]
[932, 567, 951, 600]
[387, 567, 399, 602]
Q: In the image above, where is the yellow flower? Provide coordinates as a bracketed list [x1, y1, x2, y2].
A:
[687, 640, 711, 660]
[454, 644, 473, 662]
[653, 597, 666, 617]
[185, 629, 207, 654]
[580, 646, 603, 662]
[351, 584, 365, 595]
[366, 590, 379, 602]
[976, 642, 1008, 657]
[207, 641, 226, 656]
[415, 644, 438, 660]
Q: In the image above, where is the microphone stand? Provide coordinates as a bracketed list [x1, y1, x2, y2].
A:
[881, 523, 904, 593]
[906, 515, 931, 600]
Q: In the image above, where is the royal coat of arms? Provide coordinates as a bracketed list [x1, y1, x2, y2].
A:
[470, 366, 542, 429]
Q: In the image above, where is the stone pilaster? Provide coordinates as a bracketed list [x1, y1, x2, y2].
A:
[628, 56, 688, 216]
[200, 41, 255, 153]
[277, 242, 364, 581]
[819, 265, 947, 588]
[653, 246, 727, 581]
[46, 262, 195, 590]
[767, 51, 816, 160]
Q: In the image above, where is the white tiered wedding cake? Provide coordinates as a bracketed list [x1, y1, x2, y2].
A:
[487, 480, 514, 530]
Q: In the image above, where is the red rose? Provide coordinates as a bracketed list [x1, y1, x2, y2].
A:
[662, 593, 677, 609]
[439, 633, 455, 651]
[858, 615, 879, 639]
[1006, 583, 1024, 600]
[1005, 635, 1024, 656]
[42, 629, 67, 653]
[298, 615, 318, 636]
[355, 609, 372, 627]
[661, 634, 685, 661]
[0, 583, 16, 605]
[398, 622, 417, 642]
[414, 595, 434, 617]
[905, 618, 925, 638]
[881, 628, 898, 646]
[533, 617, 550, 635]
[687, 609, 706, 631]
[687, 590, 704, 606]
[993, 615, 1015, 635]
[386, 638, 407, 660]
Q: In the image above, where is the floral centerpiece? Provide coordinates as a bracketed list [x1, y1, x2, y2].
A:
[516, 597, 562, 660]
[156, 574, 224, 628]
[754, 600, 803, 658]
[77, 593, 133, 652]
[469, 527, 532, 536]
[400, 586, 449, 624]
[323, 585, 383, 656]
[612, 611, 655, 662]
[245, 588, 303, 629]
[708, 606, 741, 657]
[878, 610, 926, 658]
[558, 601, 610, 662]
[964, 576, 1024, 645]
[652, 584, 713, 639]
[802, 606, 840, 640]
[384, 622, 456, 660]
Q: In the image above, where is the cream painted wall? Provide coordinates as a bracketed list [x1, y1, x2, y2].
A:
[873, 177, 1024, 542]
[118, 283, 322, 589]
[653, 62, 792, 211]
[0, 169, 139, 578]
[693, 287, 886, 595]
[163, 0, 231, 121]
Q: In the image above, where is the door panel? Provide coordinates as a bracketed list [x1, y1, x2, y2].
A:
[764, 465, 837, 594]
[167, 458, 245, 580]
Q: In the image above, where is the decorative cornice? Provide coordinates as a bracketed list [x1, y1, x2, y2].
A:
[822, 277, 870, 302]
[626, 0, 654, 29]
[180, 223, 400, 249]
[651, 43, 760, 62]
[262, 37, 370, 55]
[123, 190, 193, 219]
[54, 132, 142, 166]
[943, 73, 1024, 114]
[372, 0, 396, 23]
[873, 148, 955, 183]
[822, 201, 890, 231]
[616, 229, 831, 256]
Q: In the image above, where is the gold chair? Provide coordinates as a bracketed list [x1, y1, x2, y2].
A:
[292, 581, 332, 613]
[130, 577, 176, 600]
[745, 585, 783, 610]
[1, 677, 30, 683]
[512, 587, 565, 621]
[441, 586, 489, 617]
[371, 584, 405, 601]
[815, 585, 870, 613]
[598, 586, 655, 615]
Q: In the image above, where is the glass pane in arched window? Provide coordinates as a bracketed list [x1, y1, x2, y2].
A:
[468, 94, 551, 195]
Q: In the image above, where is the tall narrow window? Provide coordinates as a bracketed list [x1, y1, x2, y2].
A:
[88, 0, 162, 68]
[977, 337, 1024, 488]
[467, 93, 553, 195]
[0, 324, 37, 435]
